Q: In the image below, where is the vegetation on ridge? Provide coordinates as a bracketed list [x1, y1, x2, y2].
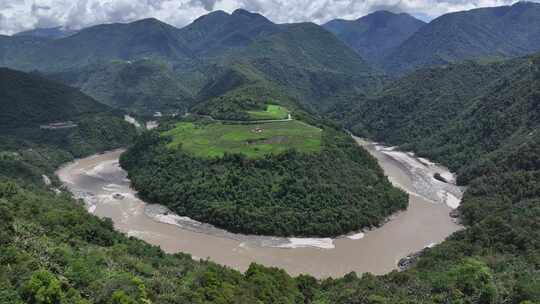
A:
[163, 120, 321, 158]
[120, 124, 407, 237]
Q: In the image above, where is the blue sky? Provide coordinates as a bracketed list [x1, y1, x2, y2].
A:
[0, 0, 537, 35]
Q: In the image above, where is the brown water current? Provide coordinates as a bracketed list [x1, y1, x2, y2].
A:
[56, 136, 463, 278]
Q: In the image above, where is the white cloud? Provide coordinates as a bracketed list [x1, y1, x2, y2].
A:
[0, 0, 535, 35]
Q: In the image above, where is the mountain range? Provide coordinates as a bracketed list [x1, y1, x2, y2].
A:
[14, 26, 77, 39]
[336, 51, 540, 182]
[383, 1, 540, 74]
[2, 3, 540, 304]
[2, 3, 540, 112]
[324, 2, 540, 74]
[1, 9, 375, 115]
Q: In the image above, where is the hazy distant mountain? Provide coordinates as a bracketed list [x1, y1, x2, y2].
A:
[14, 26, 77, 39]
[323, 11, 425, 64]
[179, 9, 281, 55]
[24, 18, 193, 71]
[384, 2, 540, 74]
[0, 10, 376, 113]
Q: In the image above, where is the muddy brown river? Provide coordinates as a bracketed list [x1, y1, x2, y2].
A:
[56, 137, 463, 278]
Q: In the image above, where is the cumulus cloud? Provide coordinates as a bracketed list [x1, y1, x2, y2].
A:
[0, 0, 535, 35]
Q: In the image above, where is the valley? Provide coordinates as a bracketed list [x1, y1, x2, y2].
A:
[2, 3, 540, 303]
[56, 137, 462, 278]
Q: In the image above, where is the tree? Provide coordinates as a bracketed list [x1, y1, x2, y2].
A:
[23, 270, 65, 304]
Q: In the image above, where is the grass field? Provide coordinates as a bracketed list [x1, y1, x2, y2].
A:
[247, 105, 289, 120]
[163, 120, 322, 158]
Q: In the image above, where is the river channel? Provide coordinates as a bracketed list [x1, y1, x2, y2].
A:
[56, 137, 463, 278]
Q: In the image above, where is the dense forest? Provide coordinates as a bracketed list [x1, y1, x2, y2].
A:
[120, 126, 407, 237]
[0, 68, 137, 184]
[2, 129, 539, 303]
[333, 52, 540, 181]
[2, 5, 540, 302]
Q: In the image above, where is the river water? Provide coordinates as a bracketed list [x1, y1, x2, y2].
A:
[56, 137, 463, 278]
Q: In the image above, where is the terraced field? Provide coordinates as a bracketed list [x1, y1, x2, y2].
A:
[247, 105, 289, 120]
[163, 120, 322, 158]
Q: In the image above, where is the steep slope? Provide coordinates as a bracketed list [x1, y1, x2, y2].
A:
[51, 59, 194, 115]
[14, 26, 77, 39]
[207, 22, 380, 111]
[341, 52, 540, 179]
[0, 35, 50, 68]
[0, 68, 136, 157]
[384, 2, 540, 74]
[0, 11, 377, 114]
[13, 18, 193, 72]
[324, 11, 425, 64]
[0, 68, 110, 128]
[179, 9, 281, 55]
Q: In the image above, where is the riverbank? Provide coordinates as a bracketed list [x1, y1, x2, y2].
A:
[56, 139, 462, 278]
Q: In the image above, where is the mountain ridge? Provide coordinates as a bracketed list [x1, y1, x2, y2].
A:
[323, 10, 425, 65]
[383, 1, 540, 74]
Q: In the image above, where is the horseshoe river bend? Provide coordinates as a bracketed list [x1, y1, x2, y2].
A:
[56, 136, 463, 278]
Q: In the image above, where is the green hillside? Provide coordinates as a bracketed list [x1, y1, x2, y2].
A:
[247, 104, 288, 120]
[323, 11, 425, 65]
[2, 5, 540, 303]
[0, 68, 111, 128]
[3, 74, 540, 302]
[0, 68, 136, 182]
[164, 120, 321, 158]
[121, 122, 407, 237]
[338, 52, 540, 180]
[383, 2, 540, 74]
[51, 59, 194, 115]
[0, 12, 378, 115]
[217, 22, 381, 111]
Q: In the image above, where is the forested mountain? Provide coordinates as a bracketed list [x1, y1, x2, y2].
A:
[383, 2, 540, 74]
[15, 18, 192, 72]
[0, 68, 136, 183]
[208, 22, 381, 111]
[0, 68, 110, 128]
[2, 54, 540, 303]
[121, 126, 407, 237]
[338, 51, 540, 182]
[0, 10, 376, 115]
[14, 26, 77, 39]
[323, 11, 425, 65]
[2, 3, 540, 303]
[179, 9, 281, 55]
[50, 59, 194, 115]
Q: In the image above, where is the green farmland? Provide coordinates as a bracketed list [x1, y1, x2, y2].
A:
[247, 105, 289, 120]
[163, 120, 322, 158]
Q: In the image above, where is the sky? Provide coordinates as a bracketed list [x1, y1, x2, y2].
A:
[0, 0, 536, 35]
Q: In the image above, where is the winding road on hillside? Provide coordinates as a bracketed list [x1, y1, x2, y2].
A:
[57, 136, 463, 278]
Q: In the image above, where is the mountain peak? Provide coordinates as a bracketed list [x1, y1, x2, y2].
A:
[323, 10, 425, 63]
[130, 17, 170, 27]
[232, 8, 256, 16]
[231, 9, 271, 22]
[14, 26, 76, 39]
[359, 10, 421, 23]
[192, 10, 230, 23]
[361, 10, 397, 19]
